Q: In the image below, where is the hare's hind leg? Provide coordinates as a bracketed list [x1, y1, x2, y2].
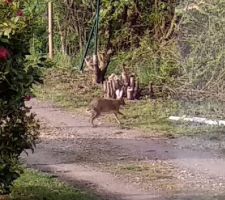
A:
[118, 111, 124, 116]
[113, 113, 121, 124]
[91, 111, 100, 127]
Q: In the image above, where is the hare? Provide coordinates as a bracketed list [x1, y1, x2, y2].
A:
[87, 91, 125, 127]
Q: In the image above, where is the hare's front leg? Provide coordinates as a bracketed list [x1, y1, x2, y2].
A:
[91, 111, 100, 127]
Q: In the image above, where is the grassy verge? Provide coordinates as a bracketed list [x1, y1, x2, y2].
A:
[34, 68, 225, 137]
[34, 68, 101, 112]
[105, 161, 225, 197]
[104, 161, 182, 193]
[11, 169, 99, 200]
[121, 99, 178, 136]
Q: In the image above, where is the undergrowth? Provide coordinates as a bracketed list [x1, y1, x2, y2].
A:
[34, 68, 102, 112]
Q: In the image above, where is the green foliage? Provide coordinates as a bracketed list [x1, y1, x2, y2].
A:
[34, 68, 102, 110]
[0, 0, 44, 195]
[53, 51, 83, 70]
[122, 99, 178, 135]
[177, 0, 225, 100]
[108, 37, 180, 87]
[0, 158, 22, 196]
[49, 0, 181, 94]
[27, 0, 47, 54]
[12, 170, 100, 200]
[100, 0, 177, 50]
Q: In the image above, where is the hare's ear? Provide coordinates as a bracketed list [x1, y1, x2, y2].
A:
[84, 57, 89, 64]
[116, 89, 123, 99]
[119, 89, 123, 99]
[116, 89, 120, 99]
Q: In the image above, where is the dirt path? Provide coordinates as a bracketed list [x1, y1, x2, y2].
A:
[22, 99, 225, 200]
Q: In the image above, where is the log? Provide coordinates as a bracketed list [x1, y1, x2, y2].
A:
[134, 78, 139, 99]
[115, 79, 120, 90]
[130, 75, 135, 89]
[110, 79, 116, 99]
[149, 82, 156, 99]
[103, 66, 140, 100]
[127, 86, 134, 100]
[103, 81, 107, 93]
[107, 81, 111, 98]
[111, 79, 116, 93]
[122, 66, 129, 86]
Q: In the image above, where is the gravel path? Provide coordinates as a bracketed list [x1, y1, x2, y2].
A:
[21, 99, 225, 200]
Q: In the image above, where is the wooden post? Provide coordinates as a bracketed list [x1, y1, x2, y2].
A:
[107, 81, 111, 98]
[122, 65, 129, 86]
[48, 2, 53, 59]
[134, 78, 139, 99]
[103, 81, 107, 93]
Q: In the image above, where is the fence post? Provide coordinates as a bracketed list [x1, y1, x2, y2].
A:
[48, 1, 53, 59]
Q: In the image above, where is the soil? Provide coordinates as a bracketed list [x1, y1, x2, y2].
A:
[21, 99, 225, 200]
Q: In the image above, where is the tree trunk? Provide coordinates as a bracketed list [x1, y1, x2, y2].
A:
[85, 49, 113, 84]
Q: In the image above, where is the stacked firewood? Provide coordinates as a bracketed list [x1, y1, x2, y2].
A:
[103, 65, 139, 100]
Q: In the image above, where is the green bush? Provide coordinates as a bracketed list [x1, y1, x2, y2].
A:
[0, 0, 43, 195]
[108, 37, 180, 87]
[176, 0, 225, 100]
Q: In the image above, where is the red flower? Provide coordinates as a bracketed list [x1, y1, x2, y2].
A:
[17, 10, 24, 17]
[0, 48, 10, 61]
[5, 0, 13, 5]
[24, 96, 32, 101]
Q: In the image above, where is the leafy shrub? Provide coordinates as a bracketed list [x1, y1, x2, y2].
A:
[0, 0, 43, 194]
[176, 0, 225, 101]
[109, 37, 180, 87]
